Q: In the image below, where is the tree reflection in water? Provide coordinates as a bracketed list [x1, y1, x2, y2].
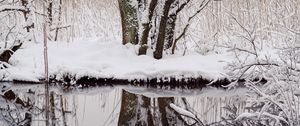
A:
[0, 85, 246, 126]
[118, 89, 245, 126]
[0, 84, 67, 126]
[118, 89, 194, 126]
[0, 86, 33, 126]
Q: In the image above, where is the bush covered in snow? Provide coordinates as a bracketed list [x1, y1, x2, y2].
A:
[222, 34, 300, 125]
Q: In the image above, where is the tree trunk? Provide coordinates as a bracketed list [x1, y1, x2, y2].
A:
[138, 0, 158, 55]
[21, 0, 34, 32]
[60, 95, 67, 126]
[54, 0, 63, 41]
[50, 92, 56, 126]
[158, 97, 174, 126]
[47, 1, 53, 25]
[166, 0, 191, 53]
[118, 0, 139, 45]
[164, 15, 177, 51]
[164, 1, 179, 50]
[118, 89, 153, 126]
[153, 0, 173, 59]
[0, 42, 23, 63]
[118, 0, 192, 59]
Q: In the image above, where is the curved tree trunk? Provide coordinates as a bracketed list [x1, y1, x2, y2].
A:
[0, 42, 23, 63]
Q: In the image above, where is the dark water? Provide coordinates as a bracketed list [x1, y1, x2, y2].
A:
[0, 83, 247, 126]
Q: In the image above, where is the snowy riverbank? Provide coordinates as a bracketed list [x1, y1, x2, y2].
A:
[2, 38, 233, 84]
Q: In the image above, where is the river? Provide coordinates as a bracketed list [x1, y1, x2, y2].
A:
[0, 83, 248, 126]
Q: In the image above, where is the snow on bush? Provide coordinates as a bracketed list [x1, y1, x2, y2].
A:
[223, 36, 300, 125]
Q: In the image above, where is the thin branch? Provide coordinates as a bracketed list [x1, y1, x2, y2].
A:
[50, 25, 71, 31]
[4, 25, 16, 48]
[228, 13, 259, 58]
[0, 5, 26, 13]
[172, 0, 211, 54]
[229, 45, 257, 55]
[232, 62, 300, 81]
[35, 11, 47, 17]
[188, 0, 211, 22]
[175, 0, 191, 14]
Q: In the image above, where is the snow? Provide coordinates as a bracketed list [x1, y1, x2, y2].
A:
[236, 112, 289, 125]
[170, 103, 196, 119]
[1, 37, 233, 82]
[125, 86, 248, 98]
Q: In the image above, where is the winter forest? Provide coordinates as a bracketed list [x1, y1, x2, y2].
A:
[0, 0, 300, 126]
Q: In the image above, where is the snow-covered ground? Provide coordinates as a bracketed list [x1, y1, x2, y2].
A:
[0, 38, 233, 83]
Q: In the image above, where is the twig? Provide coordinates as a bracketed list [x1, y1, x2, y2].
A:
[4, 25, 16, 48]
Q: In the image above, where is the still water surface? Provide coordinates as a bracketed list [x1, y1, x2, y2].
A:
[0, 83, 247, 126]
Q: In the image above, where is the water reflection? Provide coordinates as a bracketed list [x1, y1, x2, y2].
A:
[0, 84, 246, 126]
[119, 90, 190, 126]
[0, 88, 32, 126]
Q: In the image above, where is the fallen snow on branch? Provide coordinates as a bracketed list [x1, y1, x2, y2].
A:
[170, 103, 196, 119]
[236, 112, 289, 125]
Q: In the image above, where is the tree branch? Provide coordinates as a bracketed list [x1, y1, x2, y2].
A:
[172, 0, 211, 54]
[0, 5, 26, 13]
[175, 0, 191, 14]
